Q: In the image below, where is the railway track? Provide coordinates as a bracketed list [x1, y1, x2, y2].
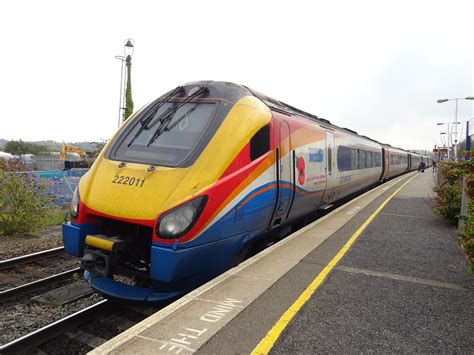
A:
[0, 247, 65, 270]
[0, 249, 154, 354]
[0, 267, 81, 302]
[0, 300, 110, 355]
[0, 247, 81, 300]
[0, 300, 157, 354]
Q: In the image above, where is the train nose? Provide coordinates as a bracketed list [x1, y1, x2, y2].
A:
[81, 249, 111, 276]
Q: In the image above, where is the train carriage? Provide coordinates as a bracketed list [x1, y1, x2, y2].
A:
[384, 146, 409, 179]
[331, 132, 383, 200]
[63, 81, 421, 303]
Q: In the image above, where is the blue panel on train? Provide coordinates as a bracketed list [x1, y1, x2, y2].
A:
[308, 148, 324, 162]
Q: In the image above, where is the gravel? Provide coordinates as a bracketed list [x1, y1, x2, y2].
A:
[81, 319, 121, 340]
[33, 256, 80, 274]
[0, 256, 80, 292]
[1, 268, 38, 284]
[0, 291, 104, 345]
[32, 303, 155, 354]
[39, 334, 93, 355]
[0, 226, 63, 260]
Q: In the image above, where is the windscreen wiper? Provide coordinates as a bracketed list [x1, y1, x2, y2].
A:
[146, 87, 208, 147]
[146, 101, 182, 130]
[164, 106, 196, 132]
[140, 86, 184, 128]
[146, 86, 208, 131]
[127, 86, 183, 147]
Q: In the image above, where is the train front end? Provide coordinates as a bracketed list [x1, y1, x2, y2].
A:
[62, 81, 273, 303]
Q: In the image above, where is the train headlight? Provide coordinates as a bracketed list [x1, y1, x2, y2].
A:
[157, 196, 207, 239]
[70, 187, 80, 219]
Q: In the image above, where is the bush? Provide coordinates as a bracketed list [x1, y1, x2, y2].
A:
[434, 162, 463, 224]
[0, 172, 51, 236]
[460, 175, 474, 273]
[434, 157, 474, 272]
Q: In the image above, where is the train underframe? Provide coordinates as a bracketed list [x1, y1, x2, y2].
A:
[63, 217, 260, 304]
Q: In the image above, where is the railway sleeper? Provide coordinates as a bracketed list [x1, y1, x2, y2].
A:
[17, 266, 52, 278]
[0, 272, 25, 286]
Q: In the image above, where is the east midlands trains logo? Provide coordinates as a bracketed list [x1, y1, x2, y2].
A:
[297, 157, 305, 185]
[308, 148, 323, 162]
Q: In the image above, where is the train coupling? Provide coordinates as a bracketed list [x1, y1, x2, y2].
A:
[81, 249, 111, 276]
[81, 235, 122, 277]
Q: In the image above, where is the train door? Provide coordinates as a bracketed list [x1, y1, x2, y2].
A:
[269, 120, 294, 228]
[380, 147, 389, 180]
[321, 131, 335, 205]
[385, 149, 391, 178]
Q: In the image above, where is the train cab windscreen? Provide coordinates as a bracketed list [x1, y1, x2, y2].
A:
[108, 101, 217, 167]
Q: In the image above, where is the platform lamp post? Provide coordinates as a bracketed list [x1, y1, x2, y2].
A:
[437, 122, 455, 160]
[115, 39, 135, 127]
[437, 97, 474, 160]
[439, 132, 446, 146]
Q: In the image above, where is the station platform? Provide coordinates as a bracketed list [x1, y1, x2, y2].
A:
[90, 170, 473, 354]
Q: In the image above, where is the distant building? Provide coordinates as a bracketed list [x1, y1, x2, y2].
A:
[0, 151, 15, 160]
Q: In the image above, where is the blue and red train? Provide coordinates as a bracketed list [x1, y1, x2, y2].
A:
[62, 81, 430, 303]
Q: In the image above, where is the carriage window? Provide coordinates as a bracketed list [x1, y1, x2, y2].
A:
[358, 150, 366, 169]
[337, 146, 352, 171]
[351, 149, 358, 170]
[390, 154, 407, 165]
[338, 146, 382, 171]
[250, 124, 270, 161]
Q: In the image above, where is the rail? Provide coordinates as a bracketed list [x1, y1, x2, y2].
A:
[0, 247, 65, 270]
[0, 267, 81, 302]
[0, 300, 110, 355]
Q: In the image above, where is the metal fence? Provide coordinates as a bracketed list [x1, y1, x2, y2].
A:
[13, 168, 89, 206]
[18, 156, 79, 171]
[18, 156, 95, 172]
[20, 157, 64, 171]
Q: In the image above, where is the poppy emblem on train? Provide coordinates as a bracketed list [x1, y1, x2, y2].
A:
[297, 157, 305, 185]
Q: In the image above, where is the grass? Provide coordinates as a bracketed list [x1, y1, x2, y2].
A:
[42, 208, 69, 228]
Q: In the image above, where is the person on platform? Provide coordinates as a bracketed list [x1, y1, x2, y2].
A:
[419, 160, 426, 173]
[432, 159, 437, 171]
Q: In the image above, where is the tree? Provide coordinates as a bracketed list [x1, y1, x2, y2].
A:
[4, 140, 24, 155]
[124, 55, 134, 121]
[4, 140, 49, 155]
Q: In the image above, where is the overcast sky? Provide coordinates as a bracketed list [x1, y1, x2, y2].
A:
[1, 0, 472, 151]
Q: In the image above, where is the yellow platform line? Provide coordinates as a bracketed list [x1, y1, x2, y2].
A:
[251, 173, 418, 354]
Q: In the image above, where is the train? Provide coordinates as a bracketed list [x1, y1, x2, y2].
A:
[62, 81, 431, 303]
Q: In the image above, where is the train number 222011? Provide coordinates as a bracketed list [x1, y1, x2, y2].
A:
[112, 175, 145, 188]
